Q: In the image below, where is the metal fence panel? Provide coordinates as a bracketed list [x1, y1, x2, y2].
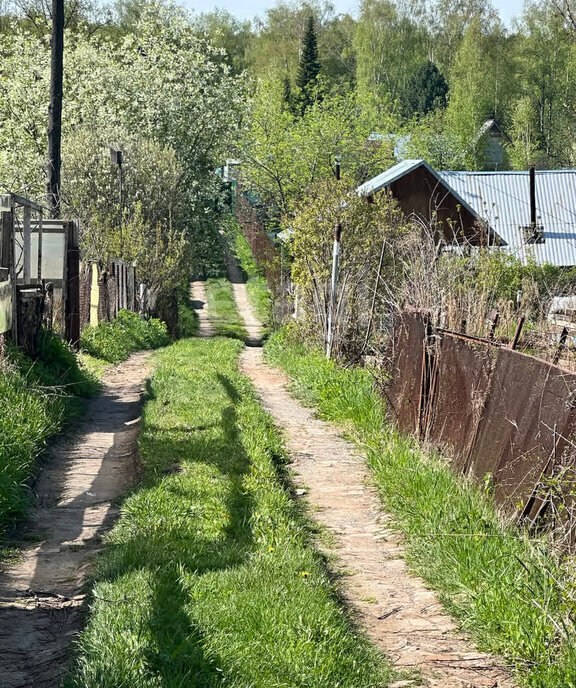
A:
[428, 335, 496, 472]
[384, 311, 427, 435]
[467, 348, 576, 509]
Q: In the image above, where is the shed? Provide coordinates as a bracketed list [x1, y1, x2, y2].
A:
[359, 159, 576, 267]
[357, 159, 503, 247]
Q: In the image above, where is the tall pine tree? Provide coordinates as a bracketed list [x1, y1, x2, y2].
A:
[282, 74, 295, 114]
[400, 61, 448, 119]
[296, 15, 321, 114]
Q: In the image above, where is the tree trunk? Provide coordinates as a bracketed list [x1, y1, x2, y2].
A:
[47, 0, 64, 218]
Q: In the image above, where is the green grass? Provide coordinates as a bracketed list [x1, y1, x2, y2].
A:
[222, 216, 273, 333]
[265, 325, 576, 688]
[178, 288, 199, 338]
[68, 336, 394, 688]
[0, 330, 98, 532]
[80, 310, 170, 364]
[205, 278, 248, 341]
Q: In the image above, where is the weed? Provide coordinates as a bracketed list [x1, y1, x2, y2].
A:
[0, 331, 97, 534]
[79, 310, 169, 363]
[205, 278, 248, 341]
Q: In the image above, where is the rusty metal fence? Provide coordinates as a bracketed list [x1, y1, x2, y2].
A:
[385, 310, 576, 538]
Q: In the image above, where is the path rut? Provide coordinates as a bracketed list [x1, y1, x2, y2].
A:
[213, 267, 516, 688]
[0, 352, 151, 688]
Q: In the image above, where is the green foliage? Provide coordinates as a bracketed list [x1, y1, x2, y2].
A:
[0, 332, 98, 532]
[282, 73, 294, 114]
[295, 15, 321, 114]
[192, 8, 253, 75]
[400, 61, 448, 119]
[446, 16, 515, 169]
[79, 310, 169, 364]
[242, 83, 396, 218]
[354, 0, 428, 107]
[222, 216, 273, 331]
[68, 336, 394, 687]
[178, 290, 200, 338]
[0, 1, 246, 301]
[290, 177, 407, 354]
[508, 3, 576, 169]
[189, 218, 228, 280]
[265, 326, 576, 688]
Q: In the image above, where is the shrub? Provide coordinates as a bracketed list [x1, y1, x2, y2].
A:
[80, 310, 170, 363]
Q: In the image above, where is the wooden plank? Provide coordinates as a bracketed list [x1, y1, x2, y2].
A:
[23, 205, 31, 284]
[64, 221, 80, 345]
[37, 212, 43, 281]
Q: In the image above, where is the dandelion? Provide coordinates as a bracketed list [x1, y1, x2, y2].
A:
[269, 546, 275, 552]
[300, 571, 310, 578]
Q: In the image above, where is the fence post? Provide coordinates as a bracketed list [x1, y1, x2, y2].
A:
[64, 221, 80, 346]
[23, 206, 31, 284]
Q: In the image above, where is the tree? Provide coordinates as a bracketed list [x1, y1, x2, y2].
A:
[242, 81, 395, 219]
[354, 0, 427, 109]
[290, 176, 407, 357]
[508, 2, 576, 168]
[400, 61, 448, 118]
[192, 9, 253, 75]
[318, 12, 357, 88]
[0, 0, 246, 298]
[282, 73, 294, 113]
[296, 15, 321, 113]
[445, 15, 515, 169]
[430, 0, 499, 74]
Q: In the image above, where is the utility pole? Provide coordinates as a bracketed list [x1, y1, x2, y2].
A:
[325, 221, 342, 358]
[325, 156, 342, 358]
[110, 147, 124, 257]
[47, 0, 64, 218]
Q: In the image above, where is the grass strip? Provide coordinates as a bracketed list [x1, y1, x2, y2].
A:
[69, 336, 394, 688]
[0, 330, 98, 533]
[205, 277, 248, 341]
[264, 325, 576, 688]
[79, 309, 170, 364]
[222, 215, 273, 333]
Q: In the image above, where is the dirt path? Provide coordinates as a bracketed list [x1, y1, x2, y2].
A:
[0, 352, 151, 688]
[190, 281, 214, 338]
[209, 268, 516, 688]
[221, 239, 262, 347]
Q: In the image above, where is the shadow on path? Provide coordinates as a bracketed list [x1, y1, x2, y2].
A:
[0, 352, 152, 688]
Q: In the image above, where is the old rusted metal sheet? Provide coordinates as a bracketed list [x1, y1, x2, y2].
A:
[467, 347, 576, 509]
[427, 334, 496, 471]
[385, 310, 576, 530]
[384, 310, 427, 435]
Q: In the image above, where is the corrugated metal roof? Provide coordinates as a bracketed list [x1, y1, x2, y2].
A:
[440, 170, 576, 267]
[357, 159, 427, 196]
[358, 160, 576, 267]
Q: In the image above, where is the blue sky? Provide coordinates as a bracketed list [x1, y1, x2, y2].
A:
[181, 0, 526, 26]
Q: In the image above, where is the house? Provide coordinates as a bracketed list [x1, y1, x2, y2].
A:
[358, 159, 576, 267]
[476, 118, 511, 170]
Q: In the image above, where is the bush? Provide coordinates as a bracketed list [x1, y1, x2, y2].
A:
[80, 310, 170, 363]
